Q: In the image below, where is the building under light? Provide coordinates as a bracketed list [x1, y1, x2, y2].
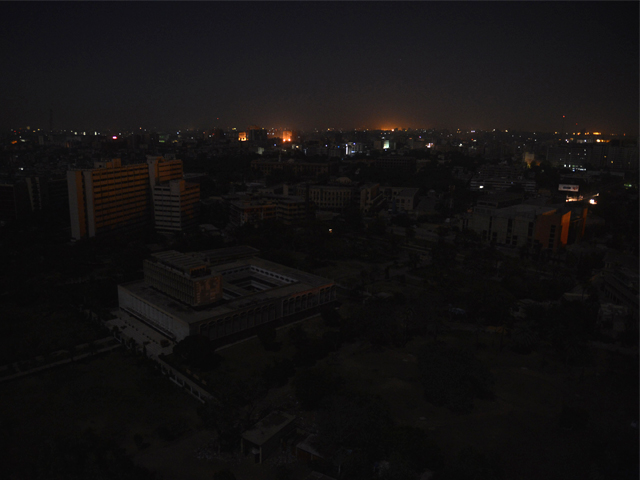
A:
[68, 156, 199, 240]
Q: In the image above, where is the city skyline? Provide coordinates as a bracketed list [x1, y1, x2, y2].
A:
[2, 2, 638, 134]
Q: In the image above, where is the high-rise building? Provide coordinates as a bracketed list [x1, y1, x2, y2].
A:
[67, 157, 199, 240]
[147, 155, 183, 185]
[152, 179, 200, 232]
[68, 159, 151, 240]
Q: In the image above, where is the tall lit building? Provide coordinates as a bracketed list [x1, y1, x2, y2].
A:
[147, 155, 183, 184]
[68, 156, 200, 240]
[152, 179, 201, 232]
[68, 159, 151, 240]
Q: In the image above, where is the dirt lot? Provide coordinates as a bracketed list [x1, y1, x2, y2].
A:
[0, 349, 203, 475]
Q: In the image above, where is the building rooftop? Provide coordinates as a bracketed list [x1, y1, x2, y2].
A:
[396, 187, 420, 197]
[196, 245, 260, 264]
[488, 204, 558, 219]
[476, 193, 524, 207]
[242, 412, 296, 446]
[151, 250, 207, 274]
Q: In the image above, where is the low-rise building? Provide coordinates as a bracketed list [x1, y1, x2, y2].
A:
[307, 185, 353, 211]
[118, 247, 337, 343]
[241, 412, 297, 464]
[372, 156, 416, 173]
[228, 197, 277, 227]
[464, 202, 572, 252]
[470, 164, 536, 193]
[382, 187, 420, 213]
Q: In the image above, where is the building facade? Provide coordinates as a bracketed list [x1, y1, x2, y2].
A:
[68, 158, 151, 240]
[68, 156, 199, 240]
[228, 197, 277, 227]
[152, 179, 201, 232]
[464, 202, 572, 252]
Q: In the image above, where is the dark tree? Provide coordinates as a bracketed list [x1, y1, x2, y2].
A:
[292, 367, 344, 410]
[417, 345, 494, 413]
[262, 358, 296, 389]
[213, 469, 237, 480]
[257, 324, 280, 351]
[316, 392, 393, 458]
[384, 425, 443, 473]
[172, 335, 222, 372]
[436, 447, 505, 480]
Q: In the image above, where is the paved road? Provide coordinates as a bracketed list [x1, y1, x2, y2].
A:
[0, 337, 121, 383]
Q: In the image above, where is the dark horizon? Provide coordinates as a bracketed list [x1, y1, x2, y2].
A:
[2, 2, 638, 135]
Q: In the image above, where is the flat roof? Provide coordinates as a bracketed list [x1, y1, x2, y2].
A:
[242, 412, 296, 446]
[490, 204, 557, 219]
[476, 193, 524, 205]
[297, 434, 325, 458]
[396, 187, 419, 197]
[196, 246, 260, 264]
[151, 250, 206, 273]
[120, 257, 335, 326]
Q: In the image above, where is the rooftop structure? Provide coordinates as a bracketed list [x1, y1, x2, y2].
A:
[241, 412, 297, 463]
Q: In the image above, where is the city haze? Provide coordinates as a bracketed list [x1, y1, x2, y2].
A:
[1, 2, 638, 134]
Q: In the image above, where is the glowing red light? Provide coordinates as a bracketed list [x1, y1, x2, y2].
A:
[112, 136, 117, 139]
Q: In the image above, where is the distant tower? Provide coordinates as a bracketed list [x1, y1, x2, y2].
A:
[49, 109, 53, 133]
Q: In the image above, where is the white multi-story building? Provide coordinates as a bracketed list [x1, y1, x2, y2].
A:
[152, 179, 200, 232]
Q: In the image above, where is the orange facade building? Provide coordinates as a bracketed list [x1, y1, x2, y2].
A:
[68, 157, 199, 240]
[68, 158, 151, 239]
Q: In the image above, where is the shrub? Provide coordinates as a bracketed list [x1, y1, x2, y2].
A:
[417, 345, 494, 413]
[172, 335, 222, 372]
[257, 324, 281, 351]
[263, 358, 296, 389]
[292, 368, 344, 410]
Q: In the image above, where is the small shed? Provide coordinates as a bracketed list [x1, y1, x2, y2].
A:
[241, 412, 296, 463]
[296, 434, 326, 462]
[297, 434, 351, 477]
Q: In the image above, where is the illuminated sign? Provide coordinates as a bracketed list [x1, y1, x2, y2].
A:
[558, 184, 579, 192]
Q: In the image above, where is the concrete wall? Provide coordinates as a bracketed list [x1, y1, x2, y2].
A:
[118, 286, 190, 340]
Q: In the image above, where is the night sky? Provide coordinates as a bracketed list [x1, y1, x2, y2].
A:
[2, 1, 638, 133]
